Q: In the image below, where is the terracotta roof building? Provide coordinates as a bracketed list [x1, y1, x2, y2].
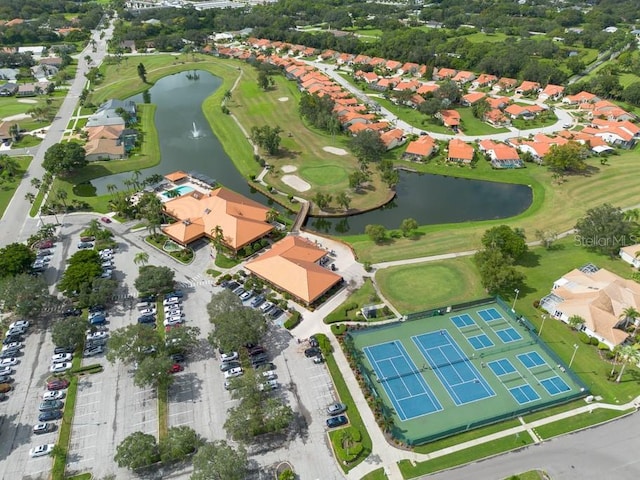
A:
[162, 187, 274, 249]
[447, 139, 474, 164]
[245, 236, 342, 305]
[540, 265, 640, 348]
[403, 135, 436, 161]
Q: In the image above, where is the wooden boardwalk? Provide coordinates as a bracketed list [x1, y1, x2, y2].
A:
[292, 201, 310, 233]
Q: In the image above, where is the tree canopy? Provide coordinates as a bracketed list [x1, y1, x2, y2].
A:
[350, 130, 386, 164]
[191, 440, 248, 480]
[42, 142, 88, 176]
[575, 203, 636, 256]
[0, 243, 35, 277]
[481, 225, 528, 262]
[0, 273, 55, 317]
[115, 431, 159, 470]
[134, 265, 175, 296]
[544, 142, 588, 173]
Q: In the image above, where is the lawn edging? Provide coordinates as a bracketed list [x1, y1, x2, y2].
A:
[533, 407, 635, 440]
[157, 300, 169, 440]
[52, 375, 79, 480]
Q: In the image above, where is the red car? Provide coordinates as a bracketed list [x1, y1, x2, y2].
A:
[37, 240, 54, 249]
[168, 364, 184, 374]
[165, 324, 182, 333]
[46, 379, 70, 391]
[100, 217, 112, 224]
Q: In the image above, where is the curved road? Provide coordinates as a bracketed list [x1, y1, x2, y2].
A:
[0, 19, 115, 247]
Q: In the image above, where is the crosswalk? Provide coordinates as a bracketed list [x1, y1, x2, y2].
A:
[176, 274, 217, 289]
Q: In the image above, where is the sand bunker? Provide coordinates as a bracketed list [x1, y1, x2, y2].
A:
[323, 146, 348, 156]
[18, 99, 37, 104]
[278, 97, 289, 102]
[282, 174, 310, 192]
[281, 165, 297, 173]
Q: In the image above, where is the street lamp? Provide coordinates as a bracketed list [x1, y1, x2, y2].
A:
[512, 288, 520, 312]
[569, 343, 579, 368]
[539, 314, 547, 337]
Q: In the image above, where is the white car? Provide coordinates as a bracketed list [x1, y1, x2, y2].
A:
[51, 353, 72, 364]
[2, 342, 22, 352]
[262, 370, 277, 380]
[163, 318, 183, 327]
[0, 366, 13, 376]
[220, 351, 238, 363]
[86, 332, 108, 342]
[163, 297, 180, 306]
[9, 320, 29, 330]
[163, 304, 182, 313]
[0, 358, 17, 367]
[224, 367, 244, 379]
[164, 309, 184, 318]
[43, 390, 65, 401]
[99, 249, 113, 256]
[50, 362, 72, 373]
[260, 301, 274, 313]
[29, 444, 54, 458]
[259, 379, 279, 391]
[139, 308, 156, 316]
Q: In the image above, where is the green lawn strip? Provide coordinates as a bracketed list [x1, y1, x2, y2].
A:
[0, 156, 31, 218]
[534, 408, 634, 440]
[458, 107, 509, 135]
[12, 134, 42, 148]
[398, 433, 533, 479]
[215, 253, 240, 269]
[157, 300, 168, 440]
[52, 375, 79, 480]
[375, 258, 486, 314]
[412, 418, 521, 454]
[512, 112, 558, 131]
[325, 278, 379, 323]
[65, 473, 92, 480]
[350, 149, 640, 263]
[0, 97, 33, 117]
[360, 467, 388, 480]
[521, 399, 586, 423]
[506, 470, 546, 480]
[325, 352, 372, 471]
[53, 103, 159, 213]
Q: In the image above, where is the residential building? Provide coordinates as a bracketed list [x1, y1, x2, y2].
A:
[461, 92, 486, 106]
[620, 245, 640, 269]
[539, 265, 640, 348]
[245, 236, 342, 305]
[438, 110, 461, 129]
[479, 140, 522, 168]
[84, 138, 125, 161]
[380, 128, 406, 150]
[0, 82, 18, 96]
[515, 81, 541, 95]
[402, 135, 436, 161]
[447, 139, 474, 164]
[539, 84, 565, 102]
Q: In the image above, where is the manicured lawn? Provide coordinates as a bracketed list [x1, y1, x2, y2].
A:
[215, 253, 240, 269]
[507, 471, 546, 480]
[619, 72, 640, 88]
[534, 408, 633, 440]
[0, 97, 33, 118]
[325, 350, 373, 471]
[360, 468, 388, 480]
[376, 257, 486, 314]
[349, 149, 640, 263]
[0, 156, 31, 217]
[512, 111, 558, 131]
[521, 399, 586, 423]
[325, 278, 381, 323]
[299, 164, 348, 186]
[458, 107, 508, 135]
[374, 97, 450, 134]
[398, 433, 533, 478]
[460, 31, 509, 43]
[12, 134, 41, 148]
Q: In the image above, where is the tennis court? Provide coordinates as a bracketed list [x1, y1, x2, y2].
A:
[363, 341, 442, 421]
[347, 299, 588, 445]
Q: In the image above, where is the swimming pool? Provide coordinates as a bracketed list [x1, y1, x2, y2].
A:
[162, 185, 194, 198]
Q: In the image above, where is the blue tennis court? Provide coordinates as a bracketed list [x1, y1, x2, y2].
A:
[540, 376, 572, 396]
[509, 384, 541, 404]
[364, 341, 443, 420]
[518, 351, 547, 369]
[451, 314, 476, 328]
[488, 358, 517, 376]
[467, 334, 494, 350]
[496, 328, 523, 343]
[477, 308, 503, 322]
[412, 331, 495, 405]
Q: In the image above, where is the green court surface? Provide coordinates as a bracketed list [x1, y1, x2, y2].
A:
[346, 298, 588, 445]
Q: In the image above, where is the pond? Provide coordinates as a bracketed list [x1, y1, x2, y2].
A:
[90, 70, 532, 234]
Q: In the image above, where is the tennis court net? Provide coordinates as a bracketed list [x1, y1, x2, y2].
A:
[424, 355, 469, 371]
[377, 368, 423, 382]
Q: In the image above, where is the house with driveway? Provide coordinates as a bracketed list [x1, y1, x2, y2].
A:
[0, 82, 18, 96]
[620, 245, 640, 269]
[539, 264, 640, 348]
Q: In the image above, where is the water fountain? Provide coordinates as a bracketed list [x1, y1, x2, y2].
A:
[191, 121, 202, 138]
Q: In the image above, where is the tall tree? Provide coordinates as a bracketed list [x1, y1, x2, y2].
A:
[545, 142, 588, 173]
[43, 142, 87, 176]
[399, 218, 419, 237]
[134, 265, 175, 296]
[190, 441, 248, 480]
[207, 290, 267, 352]
[51, 316, 86, 349]
[615, 345, 640, 383]
[134, 252, 149, 267]
[575, 203, 634, 256]
[349, 130, 386, 164]
[0, 243, 36, 277]
[115, 432, 159, 470]
[481, 225, 528, 262]
[137, 62, 147, 83]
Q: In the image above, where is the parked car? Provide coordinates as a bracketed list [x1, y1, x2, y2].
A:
[80, 235, 95, 242]
[248, 346, 265, 357]
[224, 367, 244, 379]
[163, 318, 183, 327]
[163, 297, 180, 306]
[251, 295, 266, 308]
[53, 346, 74, 355]
[0, 374, 13, 383]
[224, 281, 240, 291]
[37, 240, 54, 249]
[139, 308, 156, 316]
[49, 362, 72, 374]
[304, 347, 321, 358]
[259, 301, 274, 314]
[327, 402, 347, 416]
[268, 308, 284, 319]
[83, 346, 104, 357]
[138, 315, 156, 324]
[0, 358, 17, 367]
[51, 353, 72, 364]
[9, 320, 29, 330]
[138, 295, 156, 303]
[88, 305, 105, 313]
[2, 342, 22, 351]
[309, 335, 319, 348]
[86, 332, 108, 342]
[29, 444, 55, 458]
[220, 351, 239, 363]
[326, 415, 348, 428]
[3, 335, 22, 345]
[39, 400, 64, 411]
[0, 383, 12, 393]
[220, 361, 241, 372]
[259, 379, 279, 391]
[0, 366, 13, 376]
[232, 287, 246, 297]
[43, 391, 65, 401]
[62, 308, 82, 318]
[33, 423, 55, 435]
[250, 354, 269, 367]
[254, 362, 276, 372]
[77, 242, 94, 249]
[89, 315, 106, 326]
[100, 217, 112, 223]
[170, 353, 185, 363]
[168, 363, 184, 374]
[38, 410, 63, 422]
[46, 379, 69, 391]
[0, 350, 19, 359]
[239, 290, 253, 301]
[313, 354, 324, 364]
[262, 370, 277, 380]
[85, 338, 107, 348]
[164, 291, 184, 299]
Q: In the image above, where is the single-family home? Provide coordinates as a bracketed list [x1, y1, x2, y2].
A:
[620, 245, 640, 269]
[0, 121, 15, 143]
[416, 83, 439, 96]
[539, 84, 565, 102]
[472, 73, 498, 89]
[374, 77, 398, 91]
[461, 92, 486, 106]
[539, 264, 640, 348]
[0, 68, 19, 81]
[380, 128, 406, 150]
[385, 60, 402, 72]
[348, 122, 389, 135]
[447, 139, 474, 164]
[504, 104, 535, 120]
[97, 99, 137, 121]
[452, 70, 475, 84]
[353, 54, 372, 65]
[509, 134, 569, 162]
[18, 45, 45, 56]
[0, 82, 18, 97]
[493, 77, 518, 92]
[433, 67, 457, 81]
[479, 140, 523, 168]
[84, 138, 125, 161]
[39, 57, 64, 68]
[484, 109, 509, 126]
[356, 71, 379, 85]
[17, 83, 38, 97]
[393, 80, 420, 92]
[399, 62, 420, 76]
[245, 236, 342, 306]
[563, 91, 599, 105]
[336, 53, 355, 65]
[486, 96, 510, 110]
[31, 64, 58, 82]
[582, 124, 637, 149]
[320, 50, 338, 61]
[516, 81, 541, 95]
[438, 110, 461, 129]
[402, 135, 437, 161]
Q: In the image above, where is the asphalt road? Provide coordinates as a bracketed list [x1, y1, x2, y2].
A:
[0, 19, 114, 248]
[425, 411, 640, 480]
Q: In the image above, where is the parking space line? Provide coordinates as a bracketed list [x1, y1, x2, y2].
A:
[73, 411, 98, 418]
[77, 390, 102, 398]
[76, 400, 101, 407]
[132, 419, 156, 426]
[171, 420, 193, 427]
[72, 433, 97, 441]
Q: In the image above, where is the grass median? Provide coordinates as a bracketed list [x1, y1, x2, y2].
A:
[52, 375, 79, 480]
[0, 156, 31, 217]
[157, 300, 168, 440]
[534, 408, 634, 440]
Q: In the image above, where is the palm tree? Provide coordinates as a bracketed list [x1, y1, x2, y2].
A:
[85, 219, 102, 237]
[8, 124, 20, 142]
[568, 315, 585, 331]
[55, 189, 68, 210]
[31, 177, 42, 190]
[0, 155, 20, 178]
[615, 345, 640, 383]
[211, 225, 224, 251]
[620, 306, 640, 338]
[336, 191, 351, 211]
[134, 252, 149, 267]
[624, 208, 640, 223]
[266, 209, 278, 223]
[24, 192, 35, 203]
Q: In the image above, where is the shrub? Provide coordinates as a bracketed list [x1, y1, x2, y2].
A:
[363, 262, 372, 272]
[598, 343, 610, 351]
[284, 311, 301, 330]
[279, 469, 295, 480]
[331, 324, 347, 336]
[533, 300, 540, 308]
[589, 337, 600, 346]
[315, 333, 333, 354]
[578, 332, 591, 344]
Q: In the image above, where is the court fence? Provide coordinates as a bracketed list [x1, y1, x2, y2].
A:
[405, 297, 495, 322]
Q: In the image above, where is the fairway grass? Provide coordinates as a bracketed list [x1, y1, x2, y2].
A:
[376, 257, 485, 314]
[0, 156, 31, 218]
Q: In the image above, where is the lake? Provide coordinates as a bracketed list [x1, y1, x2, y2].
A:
[90, 70, 532, 234]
